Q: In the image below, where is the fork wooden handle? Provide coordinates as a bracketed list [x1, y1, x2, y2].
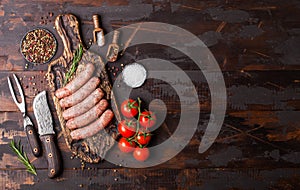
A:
[25, 124, 42, 157]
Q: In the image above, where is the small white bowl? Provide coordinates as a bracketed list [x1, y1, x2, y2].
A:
[122, 63, 147, 88]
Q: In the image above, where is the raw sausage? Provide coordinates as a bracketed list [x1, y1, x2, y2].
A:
[66, 99, 109, 129]
[59, 77, 100, 108]
[66, 99, 108, 129]
[62, 88, 104, 120]
[70, 109, 114, 140]
[55, 63, 95, 99]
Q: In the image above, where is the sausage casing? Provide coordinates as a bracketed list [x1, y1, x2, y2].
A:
[59, 77, 100, 108]
[55, 63, 95, 99]
[66, 99, 109, 129]
[62, 88, 104, 120]
[70, 109, 114, 140]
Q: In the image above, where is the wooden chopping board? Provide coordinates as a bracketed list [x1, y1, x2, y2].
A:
[47, 14, 120, 163]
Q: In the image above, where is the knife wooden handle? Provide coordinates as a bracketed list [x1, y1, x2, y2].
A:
[25, 125, 41, 157]
[40, 134, 62, 178]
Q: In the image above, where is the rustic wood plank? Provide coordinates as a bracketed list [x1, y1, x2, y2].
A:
[0, 71, 299, 112]
[0, 0, 299, 71]
[0, 0, 299, 188]
[1, 110, 299, 169]
[0, 168, 299, 189]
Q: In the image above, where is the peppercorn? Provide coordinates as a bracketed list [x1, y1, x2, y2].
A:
[21, 28, 57, 64]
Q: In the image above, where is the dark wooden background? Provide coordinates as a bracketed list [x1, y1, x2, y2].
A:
[0, 0, 300, 189]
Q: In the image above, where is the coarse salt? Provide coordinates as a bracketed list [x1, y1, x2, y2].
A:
[122, 63, 147, 88]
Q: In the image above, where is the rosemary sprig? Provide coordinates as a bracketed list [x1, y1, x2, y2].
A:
[10, 139, 37, 176]
[63, 44, 84, 86]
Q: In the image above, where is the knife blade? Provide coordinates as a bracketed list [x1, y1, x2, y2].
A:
[33, 91, 62, 178]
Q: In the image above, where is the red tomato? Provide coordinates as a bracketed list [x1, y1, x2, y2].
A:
[118, 137, 136, 153]
[133, 147, 150, 161]
[139, 111, 156, 128]
[118, 120, 136, 138]
[136, 130, 151, 145]
[120, 99, 138, 118]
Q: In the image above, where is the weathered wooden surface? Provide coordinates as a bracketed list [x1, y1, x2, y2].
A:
[0, 0, 300, 189]
[46, 14, 120, 164]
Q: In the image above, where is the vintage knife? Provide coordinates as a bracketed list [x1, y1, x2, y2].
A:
[33, 91, 61, 178]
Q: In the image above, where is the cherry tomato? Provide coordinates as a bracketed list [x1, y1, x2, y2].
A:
[139, 111, 156, 128]
[120, 99, 138, 118]
[133, 147, 150, 161]
[136, 130, 151, 145]
[118, 137, 136, 153]
[118, 120, 136, 138]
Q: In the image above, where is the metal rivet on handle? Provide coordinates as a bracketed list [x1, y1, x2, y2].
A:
[34, 148, 38, 152]
[29, 130, 33, 134]
[48, 153, 53, 158]
[50, 169, 55, 174]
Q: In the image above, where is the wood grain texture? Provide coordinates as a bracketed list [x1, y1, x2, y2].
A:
[1, 71, 299, 112]
[0, 168, 299, 190]
[46, 14, 121, 164]
[0, 0, 299, 189]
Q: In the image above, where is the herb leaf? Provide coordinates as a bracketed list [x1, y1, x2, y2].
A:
[64, 44, 84, 86]
[10, 139, 37, 175]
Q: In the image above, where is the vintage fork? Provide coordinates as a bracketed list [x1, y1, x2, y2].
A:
[7, 74, 41, 157]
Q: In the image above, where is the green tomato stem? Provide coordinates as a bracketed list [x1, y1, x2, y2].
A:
[135, 97, 142, 135]
[125, 97, 151, 149]
[127, 97, 142, 141]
